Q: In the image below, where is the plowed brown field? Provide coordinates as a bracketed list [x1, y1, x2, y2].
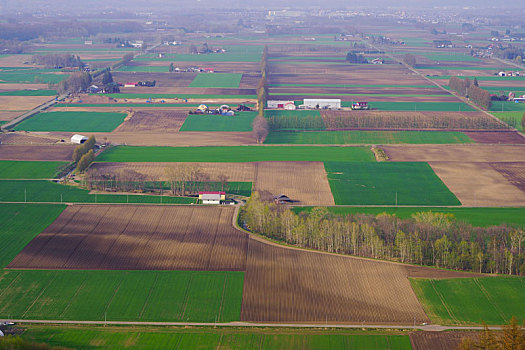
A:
[0, 144, 74, 161]
[410, 331, 478, 350]
[0, 96, 53, 111]
[490, 162, 525, 193]
[0, 132, 60, 144]
[254, 161, 335, 205]
[8, 205, 248, 271]
[383, 145, 525, 162]
[463, 131, 525, 144]
[115, 110, 187, 133]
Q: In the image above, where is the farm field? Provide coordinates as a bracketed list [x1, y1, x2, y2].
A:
[116, 65, 170, 72]
[189, 73, 243, 88]
[116, 110, 187, 133]
[0, 144, 75, 161]
[180, 112, 256, 132]
[0, 203, 65, 267]
[0, 72, 66, 84]
[21, 326, 412, 350]
[265, 109, 325, 130]
[0, 270, 244, 322]
[325, 162, 461, 206]
[97, 146, 376, 162]
[360, 102, 476, 111]
[410, 277, 525, 325]
[0, 89, 57, 96]
[0, 96, 54, 112]
[9, 205, 248, 271]
[264, 130, 474, 144]
[136, 46, 263, 62]
[292, 207, 525, 228]
[13, 111, 127, 132]
[102, 93, 257, 99]
[0, 160, 67, 179]
[490, 101, 525, 112]
[492, 111, 524, 131]
[0, 180, 196, 204]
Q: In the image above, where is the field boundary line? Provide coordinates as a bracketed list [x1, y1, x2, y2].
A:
[59, 275, 89, 318]
[102, 276, 125, 317]
[0, 272, 22, 302]
[21, 273, 57, 318]
[473, 278, 506, 322]
[429, 280, 460, 324]
[179, 273, 195, 321]
[138, 272, 159, 320]
[217, 272, 228, 323]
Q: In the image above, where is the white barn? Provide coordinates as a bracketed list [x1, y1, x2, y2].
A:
[199, 191, 226, 205]
[267, 100, 296, 110]
[71, 134, 88, 144]
[303, 99, 341, 109]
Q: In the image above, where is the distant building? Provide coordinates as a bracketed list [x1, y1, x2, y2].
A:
[274, 194, 293, 204]
[199, 191, 226, 204]
[267, 100, 296, 110]
[303, 99, 341, 109]
[71, 134, 88, 144]
[351, 102, 369, 110]
[124, 82, 138, 87]
[84, 40, 93, 45]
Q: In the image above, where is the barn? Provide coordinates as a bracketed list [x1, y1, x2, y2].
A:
[267, 100, 296, 110]
[303, 99, 341, 109]
[199, 191, 226, 204]
[71, 134, 88, 144]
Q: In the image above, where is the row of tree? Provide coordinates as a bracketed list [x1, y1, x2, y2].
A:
[31, 54, 84, 69]
[345, 52, 367, 64]
[253, 46, 270, 143]
[240, 193, 525, 275]
[57, 71, 92, 95]
[72, 136, 96, 174]
[460, 317, 524, 349]
[449, 77, 491, 110]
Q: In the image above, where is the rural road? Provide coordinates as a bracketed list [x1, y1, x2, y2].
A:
[3, 319, 510, 332]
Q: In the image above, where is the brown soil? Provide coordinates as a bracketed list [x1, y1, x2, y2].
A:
[429, 162, 525, 206]
[0, 112, 23, 121]
[253, 161, 335, 205]
[115, 110, 188, 133]
[8, 205, 248, 271]
[0, 84, 50, 90]
[111, 72, 197, 88]
[490, 162, 525, 193]
[464, 131, 525, 144]
[410, 331, 478, 350]
[383, 144, 525, 162]
[0, 55, 33, 67]
[0, 96, 53, 111]
[0, 144, 74, 161]
[91, 162, 256, 182]
[0, 133, 59, 144]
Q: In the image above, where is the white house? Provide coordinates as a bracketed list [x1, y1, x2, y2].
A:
[199, 191, 225, 205]
[303, 99, 341, 109]
[71, 134, 88, 144]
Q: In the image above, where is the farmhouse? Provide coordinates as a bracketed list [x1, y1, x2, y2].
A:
[274, 194, 293, 204]
[71, 134, 88, 144]
[303, 99, 341, 109]
[199, 191, 226, 204]
[267, 100, 296, 110]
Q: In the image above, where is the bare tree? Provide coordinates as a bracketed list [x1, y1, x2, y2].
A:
[217, 173, 229, 192]
[252, 116, 269, 144]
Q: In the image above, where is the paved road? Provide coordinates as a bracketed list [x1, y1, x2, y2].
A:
[3, 319, 510, 331]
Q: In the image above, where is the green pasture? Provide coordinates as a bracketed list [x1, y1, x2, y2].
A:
[21, 326, 412, 350]
[13, 111, 127, 132]
[347, 101, 476, 111]
[414, 52, 481, 62]
[0, 270, 244, 322]
[0, 204, 65, 268]
[264, 130, 473, 144]
[0, 180, 195, 204]
[411, 277, 525, 325]
[265, 109, 325, 130]
[490, 101, 525, 112]
[292, 207, 525, 228]
[0, 161, 68, 179]
[492, 111, 524, 130]
[0, 72, 67, 84]
[116, 65, 170, 72]
[0, 89, 57, 96]
[180, 112, 256, 132]
[325, 162, 461, 206]
[97, 146, 375, 163]
[189, 73, 243, 88]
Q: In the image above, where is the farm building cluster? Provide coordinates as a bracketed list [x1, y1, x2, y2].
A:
[190, 104, 252, 116]
[267, 99, 369, 110]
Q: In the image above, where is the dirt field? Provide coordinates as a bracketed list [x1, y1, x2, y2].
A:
[463, 131, 525, 144]
[383, 144, 525, 162]
[8, 205, 248, 271]
[0, 144, 74, 161]
[254, 161, 335, 205]
[0, 132, 60, 144]
[429, 162, 525, 206]
[490, 162, 525, 193]
[0, 96, 53, 111]
[91, 162, 256, 182]
[410, 331, 478, 350]
[0, 112, 23, 121]
[0, 83, 50, 90]
[0, 54, 34, 67]
[115, 110, 188, 132]
[241, 237, 429, 324]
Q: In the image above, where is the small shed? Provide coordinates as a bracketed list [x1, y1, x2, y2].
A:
[71, 134, 88, 144]
[199, 191, 226, 204]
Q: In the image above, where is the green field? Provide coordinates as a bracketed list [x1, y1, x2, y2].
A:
[189, 73, 243, 88]
[411, 277, 525, 325]
[0, 161, 68, 179]
[134, 45, 263, 62]
[492, 111, 524, 130]
[490, 101, 525, 112]
[0, 270, 244, 322]
[265, 130, 473, 144]
[13, 111, 127, 132]
[180, 112, 256, 132]
[415, 53, 481, 62]
[116, 65, 170, 72]
[0, 180, 195, 204]
[265, 110, 325, 130]
[100, 93, 256, 100]
[97, 146, 375, 163]
[341, 101, 475, 111]
[0, 204, 65, 268]
[292, 207, 525, 227]
[0, 89, 57, 96]
[0, 72, 67, 84]
[21, 326, 412, 350]
[325, 162, 461, 206]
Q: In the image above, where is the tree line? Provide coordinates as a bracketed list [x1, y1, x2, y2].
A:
[73, 136, 96, 173]
[252, 45, 269, 143]
[240, 193, 525, 275]
[449, 77, 491, 110]
[57, 71, 92, 95]
[31, 54, 84, 69]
